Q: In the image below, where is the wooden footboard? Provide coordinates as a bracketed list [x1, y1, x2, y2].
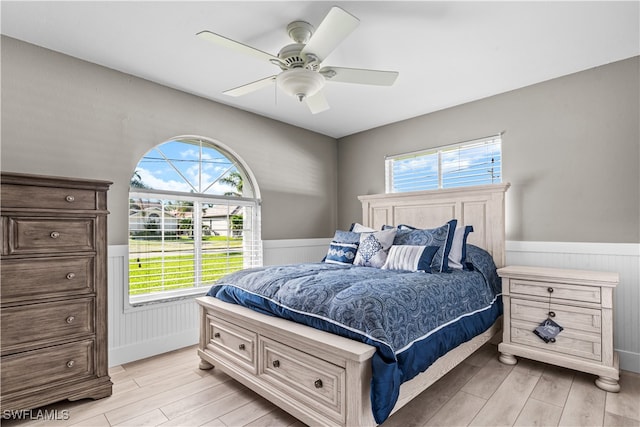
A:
[197, 296, 501, 426]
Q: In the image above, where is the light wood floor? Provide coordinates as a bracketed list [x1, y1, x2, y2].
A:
[4, 343, 639, 427]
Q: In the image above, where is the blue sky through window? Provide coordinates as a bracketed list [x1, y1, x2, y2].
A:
[134, 139, 240, 195]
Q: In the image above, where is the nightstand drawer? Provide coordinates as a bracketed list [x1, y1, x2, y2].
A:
[511, 298, 601, 334]
[1, 298, 95, 353]
[510, 279, 601, 304]
[206, 316, 257, 373]
[510, 318, 602, 361]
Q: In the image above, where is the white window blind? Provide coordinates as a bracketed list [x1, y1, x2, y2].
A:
[386, 134, 502, 193]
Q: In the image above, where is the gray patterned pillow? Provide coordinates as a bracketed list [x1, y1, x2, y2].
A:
[353, 228, 397, 268]
[392, 219, 458, 272]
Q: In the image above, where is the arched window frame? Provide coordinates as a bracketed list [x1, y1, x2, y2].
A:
[127, 136, 262, 306]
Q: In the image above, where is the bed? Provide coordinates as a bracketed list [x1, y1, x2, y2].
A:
[196, 183, 510, 426]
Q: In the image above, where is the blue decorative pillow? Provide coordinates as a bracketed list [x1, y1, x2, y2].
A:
[393, 219, 458, 272]
[448, 225, 474, 270]
[353, 228, 397, 268]
[325, 241, 359, 265]
[333, 229, 361, 245]
[381, 245, 439, 272]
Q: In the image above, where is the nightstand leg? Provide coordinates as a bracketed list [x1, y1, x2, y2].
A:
[499, 352, 518, 365]
[595, 376, 620, 392]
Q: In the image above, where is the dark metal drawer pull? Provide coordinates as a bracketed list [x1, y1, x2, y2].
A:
[65, 195, 75, 203]
[238, 344, 245, 350]
[50, 231, 60, 239]
[66, 360, 75, 368]
[548, 311, 556, 317]
[272, 360, 280, 368]
[213, 332, 220, 338]
[547, 287, 554, 293]
[66, 316, 75, 324]
[314, 379, 323, 389]
[549, 338, 556, 343]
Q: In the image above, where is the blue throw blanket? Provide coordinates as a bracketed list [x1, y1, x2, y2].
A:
[207, 245, 501, 423]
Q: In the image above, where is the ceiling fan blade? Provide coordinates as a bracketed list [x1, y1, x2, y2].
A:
[305, 90, 330, 114]
[197, 30, 279, 63]
[320, 66, 399, 86]
[223, 76, 277, 97]
[301, 7, 359, 62]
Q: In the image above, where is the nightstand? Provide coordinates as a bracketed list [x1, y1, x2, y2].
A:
[497, 265, 620, 392]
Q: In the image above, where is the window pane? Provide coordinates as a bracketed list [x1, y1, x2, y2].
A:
[386, 136, 501, 192]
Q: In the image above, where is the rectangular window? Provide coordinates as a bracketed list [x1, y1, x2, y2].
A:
[128, 192, 261, 305]
[385, 134, 502, 193]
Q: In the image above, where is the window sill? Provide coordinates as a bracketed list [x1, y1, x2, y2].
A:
[126, 287, 210, 312]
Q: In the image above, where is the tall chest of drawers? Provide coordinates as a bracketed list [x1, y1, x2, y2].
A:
[497, 265, 620, 392]
[1, 172, 113, 410]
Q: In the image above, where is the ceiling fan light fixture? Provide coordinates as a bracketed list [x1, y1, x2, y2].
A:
[276, 68, 325, 102]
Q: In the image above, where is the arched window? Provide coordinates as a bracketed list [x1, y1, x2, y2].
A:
[128, 136, 261, 305]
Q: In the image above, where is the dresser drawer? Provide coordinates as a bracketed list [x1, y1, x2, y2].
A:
[511, 298, 601, 334]
[1, 298, 94, 353]
[6, 217, 94, 255]
[1, 257, 94, 301]
[206, 316, 257, 373]
[1, 184, 97, 211]
[510, 279, 601, 304]
[260, 336, 345, 424]
[1, 340, 95, 394]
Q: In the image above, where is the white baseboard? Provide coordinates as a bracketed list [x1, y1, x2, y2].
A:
[109, 328, 199, 367]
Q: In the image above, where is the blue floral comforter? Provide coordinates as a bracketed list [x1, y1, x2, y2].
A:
[206, 245, 502, 424]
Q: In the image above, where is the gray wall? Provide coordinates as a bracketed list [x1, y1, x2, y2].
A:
[337, 57, 640, 244]
[1, 37, 338, 244]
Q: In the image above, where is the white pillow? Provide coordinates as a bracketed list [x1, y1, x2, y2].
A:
[351, 222, 376, 232]
[382, 245, 438, 272]
[353, 228, 397, 268]
[448, 225, 473, 270]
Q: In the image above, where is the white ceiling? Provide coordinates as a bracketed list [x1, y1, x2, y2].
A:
[2, 1, 638, 138]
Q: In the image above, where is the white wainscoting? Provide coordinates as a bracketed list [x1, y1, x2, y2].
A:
[506, 241, 640, 373]
[108, 240, 639, 373]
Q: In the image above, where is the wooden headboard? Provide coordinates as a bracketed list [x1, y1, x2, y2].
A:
[358, 183, 510, 267]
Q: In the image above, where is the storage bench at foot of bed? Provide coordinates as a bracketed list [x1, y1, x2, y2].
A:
[197, 296, 376, 427]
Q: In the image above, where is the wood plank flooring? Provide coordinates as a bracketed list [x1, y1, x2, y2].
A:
[3, 343, 639, 426]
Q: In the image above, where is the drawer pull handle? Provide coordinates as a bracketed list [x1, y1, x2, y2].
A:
[549, 338, 556, 343]
[213, 332, 220, 338]
[66, 272, 76, 280]
[66, 316, 75, 324]
[66, 360, 75, 368]
[548, 311, 556, 318]
[238, 344, 246, 350]
[65, 195, 75, 203]
[272, 360, 280, 368]
[314, 379, 323, 389]
[547, 287, 554, 293]
[50, 231, 60, 239]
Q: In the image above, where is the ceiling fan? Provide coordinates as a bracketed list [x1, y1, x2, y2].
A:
[197, 6, 399, 114]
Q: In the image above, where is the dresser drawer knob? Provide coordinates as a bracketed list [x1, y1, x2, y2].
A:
[66, 360, 75, 368]
[549, 338, 556, 343]
[66, 272, 76, 280]
[238, 344, 246, 350]
[272, 360, 280, 368]
[548, 311, 556, 318]
[65, 195, 75, 203]
[547, 287, 554, 293]
[314, 379, 323, 389]
[213, 332, 220, 338]
[66, 316, 75, 324]
[50, 231, 60, 239]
